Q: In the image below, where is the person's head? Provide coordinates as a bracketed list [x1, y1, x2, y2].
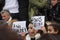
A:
[51, 0, 58, 6]
[0, 20, 21, 40]
[37, 33, 57, 40]
[47, 21, 60, 34]
[28, 23, 35, 36]
[0, 10, 11, 21]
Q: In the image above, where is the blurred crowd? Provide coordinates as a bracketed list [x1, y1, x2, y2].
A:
[0, 19, 60, 40]
[0, 0, 60, 40]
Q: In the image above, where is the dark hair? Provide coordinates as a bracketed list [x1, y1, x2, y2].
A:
[58, 0, 60, 2]
[48, 21, 60, 34]
[37, 34, 57, 40]
[45, 23, 48, 32]
[0, 20, 22, 40]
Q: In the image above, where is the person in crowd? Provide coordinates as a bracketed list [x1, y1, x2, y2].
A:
[47, 21, 60, 40]
[1, 0, 29, 28]
[0, 20, 22, 40]
[47, 0, 60, 23]
[0, 10, 26, 40]
[29, 0, 48, 22]
[47, 21, 60, 34]
[2, 0, 20, 20]
[26, 23, 41, 40]
[37, 33, 57, 40]
[0, 10, 17, 28]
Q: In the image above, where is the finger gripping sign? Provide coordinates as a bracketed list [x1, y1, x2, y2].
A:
[12, 21, 27, 34]
[31, 16, 45, 30]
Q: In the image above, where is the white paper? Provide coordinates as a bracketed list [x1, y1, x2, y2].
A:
[12, 21, 27, 34]
[31, 16, 45, 30]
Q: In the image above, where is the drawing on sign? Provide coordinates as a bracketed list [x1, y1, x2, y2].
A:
[32, 16, 45, 30]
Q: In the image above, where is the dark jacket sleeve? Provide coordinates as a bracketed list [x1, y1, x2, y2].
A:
[18, 0, 29, 21]
[0, 0, 5, 11]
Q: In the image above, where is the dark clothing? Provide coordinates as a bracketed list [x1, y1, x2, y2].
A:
[0, 14, 2, 20]
[47, 2, 60, 23]
[18, 0, 29, 28]
[10, 13, 20, 20]
[0, 0, 5, 11]
[0, 0, 5, 20]
[31, 38, 35, 40]
[37, 7, 48, 21]
[18, 0, 29, 21]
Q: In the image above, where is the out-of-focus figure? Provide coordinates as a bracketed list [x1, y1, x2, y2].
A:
[0, 10, 17, 28]
[29, 0, 48, 22]
[0, 20, 22, 40]
[26, 23, 41, 40]
[47, 0, 60, 23]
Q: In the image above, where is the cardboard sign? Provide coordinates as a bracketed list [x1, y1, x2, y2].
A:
[12, 21, 27, 34]
[31, 16, 45, 30]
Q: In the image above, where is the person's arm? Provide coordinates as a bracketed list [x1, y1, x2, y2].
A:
[29, 0, 47, 8]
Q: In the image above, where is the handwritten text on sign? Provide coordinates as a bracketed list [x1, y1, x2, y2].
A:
[12, 21, 27, 34]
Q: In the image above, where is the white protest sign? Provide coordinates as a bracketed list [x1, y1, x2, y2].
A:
[12, 21, 27, 34]
[31, 16, 45, 30]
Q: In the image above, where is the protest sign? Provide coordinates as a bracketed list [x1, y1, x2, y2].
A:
[12, 21, 27, 34]
[31, 16, 45, 30]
